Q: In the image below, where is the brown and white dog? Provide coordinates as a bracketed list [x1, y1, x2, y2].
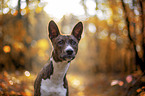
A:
[34, 20, 83, 96]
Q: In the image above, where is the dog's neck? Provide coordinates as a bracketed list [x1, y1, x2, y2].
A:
[50, 57, 70, 85]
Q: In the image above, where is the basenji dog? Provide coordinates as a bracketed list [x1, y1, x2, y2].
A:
[34, 20, 83, 96]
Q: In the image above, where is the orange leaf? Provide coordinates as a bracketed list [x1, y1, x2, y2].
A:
[136, 88, 142, 93]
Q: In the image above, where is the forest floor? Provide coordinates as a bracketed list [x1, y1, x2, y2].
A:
[0, 71, 145, 96]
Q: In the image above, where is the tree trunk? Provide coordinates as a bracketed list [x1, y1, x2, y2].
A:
[17, 0, 22, 18]
[121, 0, 145, 73]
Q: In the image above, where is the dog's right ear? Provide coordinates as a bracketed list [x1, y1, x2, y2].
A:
[48, 20, 60, 40]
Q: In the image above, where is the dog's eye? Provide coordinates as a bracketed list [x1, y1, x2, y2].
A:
[58, 40, 64, 45]
[71, 40, 76, 45]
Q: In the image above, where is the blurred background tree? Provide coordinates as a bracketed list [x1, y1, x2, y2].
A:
[0, 0, 145, 96]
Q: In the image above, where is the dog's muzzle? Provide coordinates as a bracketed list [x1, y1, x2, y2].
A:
[61, 49, 75, 61]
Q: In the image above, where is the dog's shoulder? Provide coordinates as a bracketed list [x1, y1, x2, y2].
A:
[42, 61, 54, 79]
[34, 60, 53, 96]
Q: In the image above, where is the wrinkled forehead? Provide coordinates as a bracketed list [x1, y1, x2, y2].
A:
[53, 35, 78, 42]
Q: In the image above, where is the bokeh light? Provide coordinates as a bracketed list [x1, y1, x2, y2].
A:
[3, 8, 10, 14]
[3, 45, 11, 53]
[98, 30, 108, 39]
[126, 75, 133, 83]
[9, 80, 14, 85]
[85, 0, 96, 16]
[110, 33, 117, 41]
[88, 23, 96, 33]
[7, 0, 18, 8]
[67, 74, 84, 89]
[136, 45, 141, 52]
[24, 71, 31, 77]
[43, 0, 85, 21]
[21, 9, 26, 15]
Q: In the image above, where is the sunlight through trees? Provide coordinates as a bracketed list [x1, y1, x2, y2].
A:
[0, 0, 145, 96]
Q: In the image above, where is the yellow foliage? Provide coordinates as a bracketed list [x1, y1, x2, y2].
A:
[77, 91, 85, 96]
[35, 7, 42, 13]
[13, 42, 24, 51]
[37, 39, 49, 50]
[38, 49, 45, 57]
[25, 7, 30, 14]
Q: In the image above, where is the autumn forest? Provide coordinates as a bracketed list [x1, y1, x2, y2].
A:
[0, 0, 145, 96]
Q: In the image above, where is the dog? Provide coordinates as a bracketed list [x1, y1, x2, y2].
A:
[34, 20, 83, 96]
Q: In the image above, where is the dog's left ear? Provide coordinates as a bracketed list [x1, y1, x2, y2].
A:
[71, 22, 83, 41]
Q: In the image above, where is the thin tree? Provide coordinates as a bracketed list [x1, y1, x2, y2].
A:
[121, 0, 145, 73]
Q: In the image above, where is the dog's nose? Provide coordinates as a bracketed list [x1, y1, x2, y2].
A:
[66, 50, 73, 55]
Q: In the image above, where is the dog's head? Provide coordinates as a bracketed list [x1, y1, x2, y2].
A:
[48, 20, 83, 62]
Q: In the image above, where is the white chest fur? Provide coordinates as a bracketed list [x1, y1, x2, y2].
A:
[40, 58, 70, 96]
[41, 78, 67, 96]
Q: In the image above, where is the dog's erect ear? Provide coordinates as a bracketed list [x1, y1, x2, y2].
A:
[71, 22, 83, 41]
[48, 20, 60, 40]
